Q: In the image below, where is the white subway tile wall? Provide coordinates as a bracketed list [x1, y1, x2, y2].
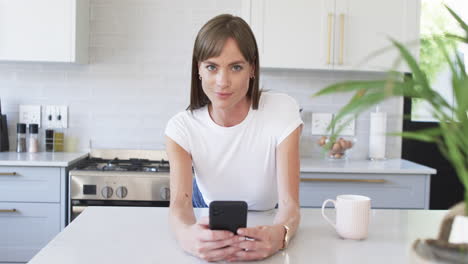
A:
[0, 0, 402, 159]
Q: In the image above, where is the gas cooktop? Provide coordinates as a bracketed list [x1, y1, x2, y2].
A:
[76, 157, 170, 172]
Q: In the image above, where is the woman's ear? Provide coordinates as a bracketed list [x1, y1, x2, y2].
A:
[250, 65, 255, 78]
[198, 62, 203, 75]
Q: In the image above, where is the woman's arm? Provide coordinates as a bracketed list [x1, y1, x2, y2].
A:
[273, 124, 302, 241]
[229, 125, 302, 261]
[166, 136, 196, 235]
[166, 136, 242, 262]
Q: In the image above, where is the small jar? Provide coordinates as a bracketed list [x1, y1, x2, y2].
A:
[45, 129, 54, 152]
[16, 123, 27, 152]
[28, 124, 39, 153]
[53, 130, 64, 152]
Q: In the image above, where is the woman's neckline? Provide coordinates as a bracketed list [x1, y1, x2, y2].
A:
[205, 101, 255, 130]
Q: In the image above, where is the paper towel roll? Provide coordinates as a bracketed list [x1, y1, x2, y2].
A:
[369, 112, 387, 160]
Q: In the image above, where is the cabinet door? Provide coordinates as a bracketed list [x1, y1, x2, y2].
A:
[334, 0, 420, 72]
[251, 0, 334, 69]
[0, 0, 73, 62]
[0, 166, 61, 202]
[299, 173, 429, 209]
[0, 202, 60, 262]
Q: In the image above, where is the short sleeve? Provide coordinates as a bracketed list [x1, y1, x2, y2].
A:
[165, 112, 191, 154]
[273, 94, 304, 145]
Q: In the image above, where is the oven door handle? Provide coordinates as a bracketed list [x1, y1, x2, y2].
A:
[72, 205, 87, 214]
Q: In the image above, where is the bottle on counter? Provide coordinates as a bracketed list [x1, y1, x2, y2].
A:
[53, 130, 64, 152]
[45, 129, 54, 152]
[16, 123, 27, 152]
[28, 124, 39, 153]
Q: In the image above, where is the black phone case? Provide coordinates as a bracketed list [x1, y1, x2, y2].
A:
[209, 201, 247, 234]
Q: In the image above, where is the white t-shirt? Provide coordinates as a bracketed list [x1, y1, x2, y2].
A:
[165, 92, 303, 210]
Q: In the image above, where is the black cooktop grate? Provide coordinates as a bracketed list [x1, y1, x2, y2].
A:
[76, 157, 170, 172]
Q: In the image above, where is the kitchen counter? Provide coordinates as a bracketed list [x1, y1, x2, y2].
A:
[0, 152, 88, 166]
[28, 207, 446, 264]
[300, 158, 436, 174]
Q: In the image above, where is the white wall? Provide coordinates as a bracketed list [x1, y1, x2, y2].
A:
[0, 0, 402, 159]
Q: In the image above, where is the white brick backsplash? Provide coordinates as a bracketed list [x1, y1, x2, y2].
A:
[0, 1, 402, 158]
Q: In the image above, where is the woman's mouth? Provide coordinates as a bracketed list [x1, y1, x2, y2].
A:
[215, 92, 233, 99]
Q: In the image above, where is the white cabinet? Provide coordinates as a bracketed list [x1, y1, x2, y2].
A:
[0, 203, 60, 263]
[249, 0, 333, 70]
[0, 166, 66, 263]
[0, 0, 89, 63]
[246, 0, 420, 72]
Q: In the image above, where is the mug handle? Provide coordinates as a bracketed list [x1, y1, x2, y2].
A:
[321, 199, 336, 229]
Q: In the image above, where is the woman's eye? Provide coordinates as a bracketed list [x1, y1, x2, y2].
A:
[206, 65, 216, 71]
[232, 65, 243, 71]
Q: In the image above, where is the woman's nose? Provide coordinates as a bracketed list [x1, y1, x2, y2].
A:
[216, 69, 231, 88]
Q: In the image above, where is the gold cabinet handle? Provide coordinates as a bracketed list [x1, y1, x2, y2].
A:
[339, 13, 345, 65]
[0, 209, 17, 213]
[301, 178, 386, 183]
[327, 13, 333, 65]
[0, 172, 17, 176]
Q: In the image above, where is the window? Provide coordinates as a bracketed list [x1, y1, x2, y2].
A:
[411, 0, 468, 122]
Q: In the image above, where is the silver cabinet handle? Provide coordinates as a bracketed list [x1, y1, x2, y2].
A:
[301, 178, 386, 183]
[0, 209, 17, 213]
[0, 172, 17, 176]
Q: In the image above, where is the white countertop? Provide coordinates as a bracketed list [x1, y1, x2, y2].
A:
[300, 158, 436, 174]
[28, 207, 446, 264]
[0, 152, 434, 173]
[0, 152, 88, 167]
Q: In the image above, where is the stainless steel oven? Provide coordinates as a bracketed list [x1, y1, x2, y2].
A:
[68, 149, 170, 223]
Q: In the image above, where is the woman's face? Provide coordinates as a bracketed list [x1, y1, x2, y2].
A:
[198, 38, 254, 111]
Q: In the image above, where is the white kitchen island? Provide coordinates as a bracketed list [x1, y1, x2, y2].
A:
[27, 207, 446, 264]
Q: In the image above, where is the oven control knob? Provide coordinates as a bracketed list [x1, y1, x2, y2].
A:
[116, 186, 128, 199]
[160, 187, 170, 200]
[101, 186, 113, 198]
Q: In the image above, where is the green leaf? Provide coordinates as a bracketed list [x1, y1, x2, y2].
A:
[390, 39, 430, 90]
[329, 92, 386, 133]
[453, 75, 468, 122]
[399, 130, 439, 143]
[312, 80, 389, 97]
[445, 5, 468, 34]
[445, 33, 468, 43]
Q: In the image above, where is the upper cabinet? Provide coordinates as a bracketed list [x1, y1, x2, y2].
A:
[0, 0, 89, 63]
[244, 0, 421, 72]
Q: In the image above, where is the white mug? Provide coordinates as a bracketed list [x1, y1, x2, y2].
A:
[321, 194, 371, 240]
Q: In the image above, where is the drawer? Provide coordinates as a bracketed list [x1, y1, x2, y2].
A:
[0, 166, 61, 202]
[299, 173, 429, 209]
[0, 202, 60, 262]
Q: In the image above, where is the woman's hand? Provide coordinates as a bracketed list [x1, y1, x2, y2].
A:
[227, 224, 285, 262]
[178, 216, 244, 262]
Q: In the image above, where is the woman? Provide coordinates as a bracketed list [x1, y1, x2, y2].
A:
[165, 14, 303, 262]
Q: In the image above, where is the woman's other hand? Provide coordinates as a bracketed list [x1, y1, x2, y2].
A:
[180, 216, 243, 262]
[227, 225, 285, 261]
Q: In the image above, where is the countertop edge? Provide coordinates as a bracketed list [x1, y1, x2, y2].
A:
[0, 153, 89, 167]
[300, 168, 437, 174]
[300, 158, 437, 175]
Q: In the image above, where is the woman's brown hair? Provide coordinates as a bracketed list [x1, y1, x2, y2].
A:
[188, 14, 261, 111]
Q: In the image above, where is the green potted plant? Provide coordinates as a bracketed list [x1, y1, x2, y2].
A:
[313, 5, 467, 261]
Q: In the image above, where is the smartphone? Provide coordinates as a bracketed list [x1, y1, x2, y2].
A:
[209, 201, 248, 234]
